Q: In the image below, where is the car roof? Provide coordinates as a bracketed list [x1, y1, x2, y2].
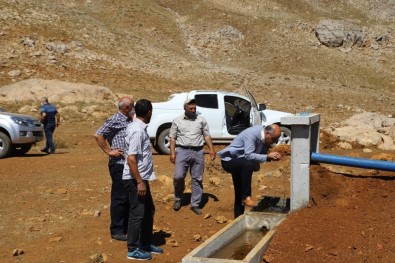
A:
[191, 90, 251, 100]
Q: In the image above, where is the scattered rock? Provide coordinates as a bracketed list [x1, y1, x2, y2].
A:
[162, 194, 174, 203]
[204, 213, 211, 219]
[46, 42, 57, 51]
[371, 153, 395, 161]
[89, 253, 104, 263]
[56, 189, 68, 194]
[20, 36, 36, 47]
[315, 20, 366, 48]
[193, 234, 202, 242]
[49, 236, 62, 242]
[7, 70, 21, 77]
[168, 239, 179, 247]
[209, 177, 221, 186]
[338, 141, 352, 150]
[216, 215, 228, 224]
[101, 253, 108, 262]
[12, 248, 24, 256]
[259, 185, 268, 192]
[305, 244, 314, 252]
[57, 43, 69, 54]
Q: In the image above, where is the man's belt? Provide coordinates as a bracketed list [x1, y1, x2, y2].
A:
[176, 145, 203, 150]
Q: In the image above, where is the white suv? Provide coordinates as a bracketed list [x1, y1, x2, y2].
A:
[0, 110, 43, 158]
[147, 89, 293, 154]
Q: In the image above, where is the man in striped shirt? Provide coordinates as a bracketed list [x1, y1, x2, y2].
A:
[94, 96, 134, 241]
[218, 124, 283, 218]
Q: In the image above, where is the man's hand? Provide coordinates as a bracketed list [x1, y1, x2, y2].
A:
[137, 181, 146, 196]
[170, 153, 176, 164]
[268, 151, 282, 161]
[95, 135, 123, 157]
[108, 149, 124, 158]
[209, 150, 216, 161]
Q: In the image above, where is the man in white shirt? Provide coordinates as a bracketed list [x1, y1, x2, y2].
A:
[122, 99, 163, 261]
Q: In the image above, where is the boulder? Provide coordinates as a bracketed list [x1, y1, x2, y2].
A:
[0, 78, 117, 104]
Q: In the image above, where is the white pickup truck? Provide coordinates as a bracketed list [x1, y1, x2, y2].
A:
[147, 89, 293, 154]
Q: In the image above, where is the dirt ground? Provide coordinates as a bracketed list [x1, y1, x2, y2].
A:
[1, 1, 395, 262]
[0, 122, 394, 263]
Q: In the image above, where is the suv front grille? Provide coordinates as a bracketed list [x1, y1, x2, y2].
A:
[33, 131, 43, 137]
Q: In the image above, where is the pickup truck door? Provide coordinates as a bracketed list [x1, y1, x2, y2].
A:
[244, 88, 262, 126]
[194, 93, 224, 137]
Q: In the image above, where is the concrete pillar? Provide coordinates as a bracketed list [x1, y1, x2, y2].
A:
[281, 114, 320, 212]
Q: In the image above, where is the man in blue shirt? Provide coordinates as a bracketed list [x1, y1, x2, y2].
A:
[39, 97, 60, 154]
[217, 124, 283, 218]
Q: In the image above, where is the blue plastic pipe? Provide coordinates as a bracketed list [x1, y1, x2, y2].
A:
[311, 152, 395, 172]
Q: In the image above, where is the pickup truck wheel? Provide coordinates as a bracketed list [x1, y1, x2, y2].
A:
[277, 126, 291, 145]
[157, 128, 171, 155]
[13, 144, 32, 155]
[0, 132, 12, 159]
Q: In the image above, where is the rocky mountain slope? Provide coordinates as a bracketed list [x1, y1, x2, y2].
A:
[1, 1, 394, 125]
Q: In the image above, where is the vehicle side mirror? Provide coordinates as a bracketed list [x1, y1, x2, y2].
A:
[258, 103, 266, 111]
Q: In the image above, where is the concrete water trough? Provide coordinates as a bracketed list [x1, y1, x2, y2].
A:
[183, 112, 394, 263]
[182, 211, 287, 263]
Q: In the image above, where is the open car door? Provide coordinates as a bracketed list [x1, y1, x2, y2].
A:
[243, 86, 262, 126]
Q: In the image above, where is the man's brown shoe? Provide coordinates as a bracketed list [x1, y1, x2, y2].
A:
[242, 197, 258, 207]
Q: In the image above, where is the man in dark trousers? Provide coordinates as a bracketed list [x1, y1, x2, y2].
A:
[123, 99, 163, 260]
[94, 96, 134, 241]
[218, 124, 283, 218]
[39, 97, 60, 154]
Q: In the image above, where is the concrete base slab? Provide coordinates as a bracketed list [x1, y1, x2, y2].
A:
[182, 212, 286, 263]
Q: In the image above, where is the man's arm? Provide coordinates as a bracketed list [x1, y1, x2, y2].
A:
[201, 118, 216, 160]
[244, 136, 267, 163]
[170, 137, 176, 163]
[127, 154, 146, 196]
[56, 112, 60, 127]
[204, 135, 216, 160]
[169, 121, 177, 163]
[40, 112, 46, 123]
[94, 134, 123, 158]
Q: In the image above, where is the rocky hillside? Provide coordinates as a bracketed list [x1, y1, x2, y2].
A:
[0, 0, 394, 125]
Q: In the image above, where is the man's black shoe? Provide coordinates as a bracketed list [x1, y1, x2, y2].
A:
[111, 233, 127, 241]
[41, 148, 49, 153]
[190, 206, 202, 215]
[47, 150, 55, 154]
[173, 200, 181, 211]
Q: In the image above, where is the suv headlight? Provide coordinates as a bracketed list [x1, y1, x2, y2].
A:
[11, 116, 29, 126]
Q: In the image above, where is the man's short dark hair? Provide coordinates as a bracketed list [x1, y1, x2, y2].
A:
[135, 99, 152, 117]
